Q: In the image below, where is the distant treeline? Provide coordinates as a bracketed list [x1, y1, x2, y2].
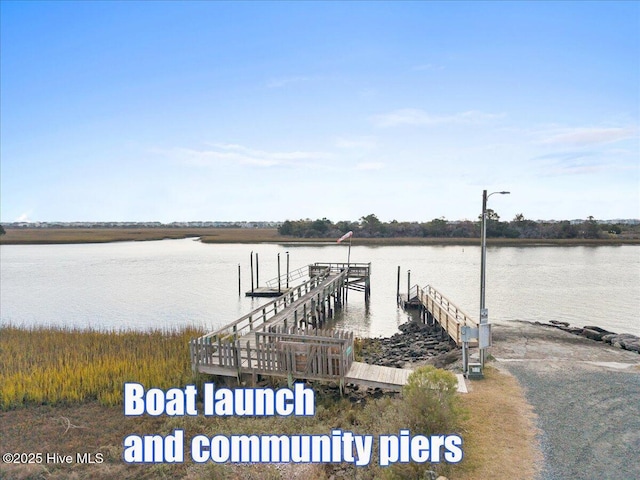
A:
[278, 213, 639, 239]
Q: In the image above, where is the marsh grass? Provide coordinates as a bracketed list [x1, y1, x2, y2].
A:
[2, 226, 636, 245]
[0, 325, 204, 409]
[0, 327, 539, 479]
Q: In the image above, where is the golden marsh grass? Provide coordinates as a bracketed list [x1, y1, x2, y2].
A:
[0, 325, 204, 409]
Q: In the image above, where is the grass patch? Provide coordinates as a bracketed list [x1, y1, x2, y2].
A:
[447, 366, 542, 480]
[0, 325, 204, 409]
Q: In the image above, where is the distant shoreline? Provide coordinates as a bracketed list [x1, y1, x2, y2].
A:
[1, 227, 639, 246]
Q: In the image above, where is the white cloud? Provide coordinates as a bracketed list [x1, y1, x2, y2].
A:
[543, 164, 606, 176]
[538, 127, 637, 146]
[370, 108, 506, 128]
[164, 143, 331, 168]
[16, 212, 31, 222]
[355, 162, 384, 171]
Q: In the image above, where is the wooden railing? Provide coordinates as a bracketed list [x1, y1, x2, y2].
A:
[311, 262, 371, 277]
[191, 326, 354, 381]
[265, 265, 313, 288]
[195, 271, 333, 344]
[415, 285, 477, 345]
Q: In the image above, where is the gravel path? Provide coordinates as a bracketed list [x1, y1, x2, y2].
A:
[490, 322, 640, 480]
[503, 364, 640, 480]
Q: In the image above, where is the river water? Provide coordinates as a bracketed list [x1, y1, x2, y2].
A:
[1, 239, 638, 337]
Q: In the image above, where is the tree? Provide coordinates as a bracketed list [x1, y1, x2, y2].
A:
[359, 214, 383, 236]
[278, 220, 293, 236]
[485, 208, 500, 221]
[359, 214, 381, 228]
[425, 217, 448, 237]
[583, 216, 601, 239]
[0, 225, 5, 235]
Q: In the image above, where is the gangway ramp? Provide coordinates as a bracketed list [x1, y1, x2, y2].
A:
[400, 284, 478, 346]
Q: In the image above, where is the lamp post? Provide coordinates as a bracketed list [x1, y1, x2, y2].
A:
[479, 189, 510, 367]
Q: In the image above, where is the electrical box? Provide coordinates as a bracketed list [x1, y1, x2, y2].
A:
[467, 362, 484, 379]
[479, 323, 492, 348]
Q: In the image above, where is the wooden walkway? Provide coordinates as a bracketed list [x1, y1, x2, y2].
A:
[191, 262, 416, 391]
[345, 362, 413, 391]
[191, 262, 471, 392]
[400, 284, 478, 346]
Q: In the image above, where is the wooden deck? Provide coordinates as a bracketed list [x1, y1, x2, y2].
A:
[245, 287, 293, 297]
[400, 284, 478, 346]
[244, 272, 345, 335]
[345, 361, 413, 391]
[191, 262, 471, 393]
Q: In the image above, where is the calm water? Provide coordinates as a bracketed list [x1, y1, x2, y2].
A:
[1, 239, 638, 337]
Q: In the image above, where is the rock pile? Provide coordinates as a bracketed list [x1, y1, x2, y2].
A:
[547, 320, 640, 354]
[357, 320, 459, 368]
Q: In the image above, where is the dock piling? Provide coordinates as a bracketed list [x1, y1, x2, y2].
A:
[278, 253, 281, 294]
[250, 251, 254, 294]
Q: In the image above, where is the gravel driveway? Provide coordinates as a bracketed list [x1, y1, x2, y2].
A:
[490, 322, 640, 480]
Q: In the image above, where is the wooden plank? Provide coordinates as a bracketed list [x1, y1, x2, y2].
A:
[344, 361, 413, 392]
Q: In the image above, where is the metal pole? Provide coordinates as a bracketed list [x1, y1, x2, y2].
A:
[480, 189, 488, 315]
[256, 252, 259, 288]
[277, 253, 281, 294]
[479, 189, 509, 367]
[396, 266, 401, 304]
[480, 189, 488, 366]
[286, 251, 290, 288]
[238, 263, 241, 296]
[407, 269, 411, 302]
[250, 251, 254, 294]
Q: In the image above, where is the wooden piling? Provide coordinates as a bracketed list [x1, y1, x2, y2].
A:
[250, 251, 254, 294]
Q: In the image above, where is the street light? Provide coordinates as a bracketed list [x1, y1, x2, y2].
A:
[479, 189, 510, 367]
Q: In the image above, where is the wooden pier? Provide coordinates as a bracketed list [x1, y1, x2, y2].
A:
[398, 284, 478, 346]
[191, 262, 414, 391]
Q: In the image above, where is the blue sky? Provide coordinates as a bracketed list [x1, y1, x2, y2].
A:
[1, 1, 638, 223]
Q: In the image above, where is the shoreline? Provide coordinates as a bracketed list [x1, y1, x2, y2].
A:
[1, 227, 639, 246]
[2, 320, 637, 479]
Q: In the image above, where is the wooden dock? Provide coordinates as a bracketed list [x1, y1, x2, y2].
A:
[191, 261, 472, 392]
[399, 284, 477, 346]
[345, 362, 413, 391]
[246, 287, 293, 297]
[192, 262, 413, 391]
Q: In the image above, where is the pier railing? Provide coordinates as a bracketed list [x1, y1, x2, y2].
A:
[195, 271, 337, 346]
[265, 265, 312, 288]
[191, 326, 354, 382]
[416, 285, 477, 345]
[311, 262, 371, 278]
